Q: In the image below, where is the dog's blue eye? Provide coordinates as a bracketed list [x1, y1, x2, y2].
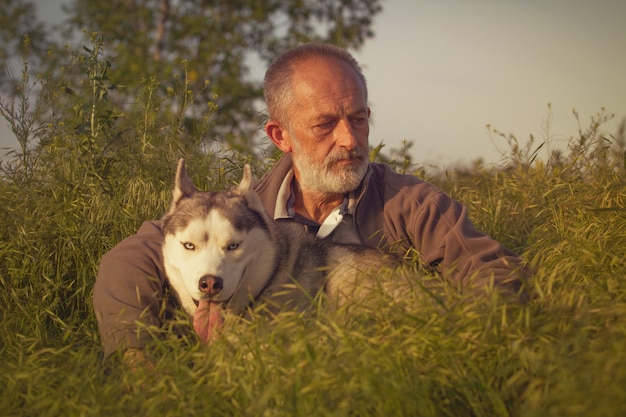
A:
[227, 243, 239, 251]
[182, 242, 195, 250]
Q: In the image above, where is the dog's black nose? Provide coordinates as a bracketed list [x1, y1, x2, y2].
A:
[198, 275, 223, 295]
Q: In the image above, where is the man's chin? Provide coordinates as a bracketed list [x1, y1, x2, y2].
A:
[330, 162, 367, 190]
[295, 154, 368, 194]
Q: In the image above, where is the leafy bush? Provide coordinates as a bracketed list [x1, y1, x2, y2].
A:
[1, 38, 625, 417]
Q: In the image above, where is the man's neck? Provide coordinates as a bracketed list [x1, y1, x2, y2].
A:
[293, 187, 344, 225]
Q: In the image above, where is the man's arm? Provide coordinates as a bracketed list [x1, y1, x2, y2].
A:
[410, 191, 529, 299]
[92, 221, 168, 358]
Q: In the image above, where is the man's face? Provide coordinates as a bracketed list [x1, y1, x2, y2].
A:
[285, 57, 370, 194]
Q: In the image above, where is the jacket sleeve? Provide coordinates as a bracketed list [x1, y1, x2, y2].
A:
[92, 221, 168, 357]
[406, 191, 528, 298]
[359, 163, 528, 298]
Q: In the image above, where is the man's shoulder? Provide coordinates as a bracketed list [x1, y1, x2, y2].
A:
[366, 162, 442, 198]
[254, 153, 292, 193]
[252, 153, 292, 215]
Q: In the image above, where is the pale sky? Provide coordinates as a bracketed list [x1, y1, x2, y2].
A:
[2, 0, 625, 167]
[354, 0, 626, 166]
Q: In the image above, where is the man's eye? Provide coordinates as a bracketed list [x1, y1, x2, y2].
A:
[182, 242, 195, 250]
[317, 121, 335, 130]
[227, 243, 240, 251]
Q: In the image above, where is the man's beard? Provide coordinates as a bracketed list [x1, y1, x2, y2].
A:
[291, 141, 368, 194]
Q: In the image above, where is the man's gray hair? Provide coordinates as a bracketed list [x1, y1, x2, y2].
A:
[263, 43, 368, 126]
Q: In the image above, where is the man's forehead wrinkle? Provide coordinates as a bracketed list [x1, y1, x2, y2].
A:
[308, 102, 368, 122]
[301, 87, 367, 113]
[299, 82, 365, 101]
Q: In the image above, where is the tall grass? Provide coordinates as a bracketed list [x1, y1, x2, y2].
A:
[1, 38, 625, 416]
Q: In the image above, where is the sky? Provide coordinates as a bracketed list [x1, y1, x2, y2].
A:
[2, 0, 625, 167]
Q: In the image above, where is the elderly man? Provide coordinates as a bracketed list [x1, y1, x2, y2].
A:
[93, 43, 527, 360]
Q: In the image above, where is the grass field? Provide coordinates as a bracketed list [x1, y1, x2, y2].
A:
[1, 49, 625, 415]
[2, 126, 625, 416]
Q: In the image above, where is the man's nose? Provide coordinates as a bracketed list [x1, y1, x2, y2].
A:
[334, 119, 358, 149]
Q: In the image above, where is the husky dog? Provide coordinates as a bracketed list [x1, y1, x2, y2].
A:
[161, 159, 398, 339]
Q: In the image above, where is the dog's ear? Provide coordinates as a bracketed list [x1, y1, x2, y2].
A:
[234, 164, 268, 217]
[170, 159, 197, 210]
[234, 164, 258, 193]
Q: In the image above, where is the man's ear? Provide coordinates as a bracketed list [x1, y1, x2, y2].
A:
[265, 120, 293, 153]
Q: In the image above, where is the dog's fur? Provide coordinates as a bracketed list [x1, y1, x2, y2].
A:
[161, 159, 398, 319]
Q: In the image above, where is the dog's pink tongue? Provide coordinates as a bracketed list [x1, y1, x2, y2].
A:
[193, 299, 224, 344]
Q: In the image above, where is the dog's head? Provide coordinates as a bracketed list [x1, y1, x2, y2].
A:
[162, 159, 277, 311]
